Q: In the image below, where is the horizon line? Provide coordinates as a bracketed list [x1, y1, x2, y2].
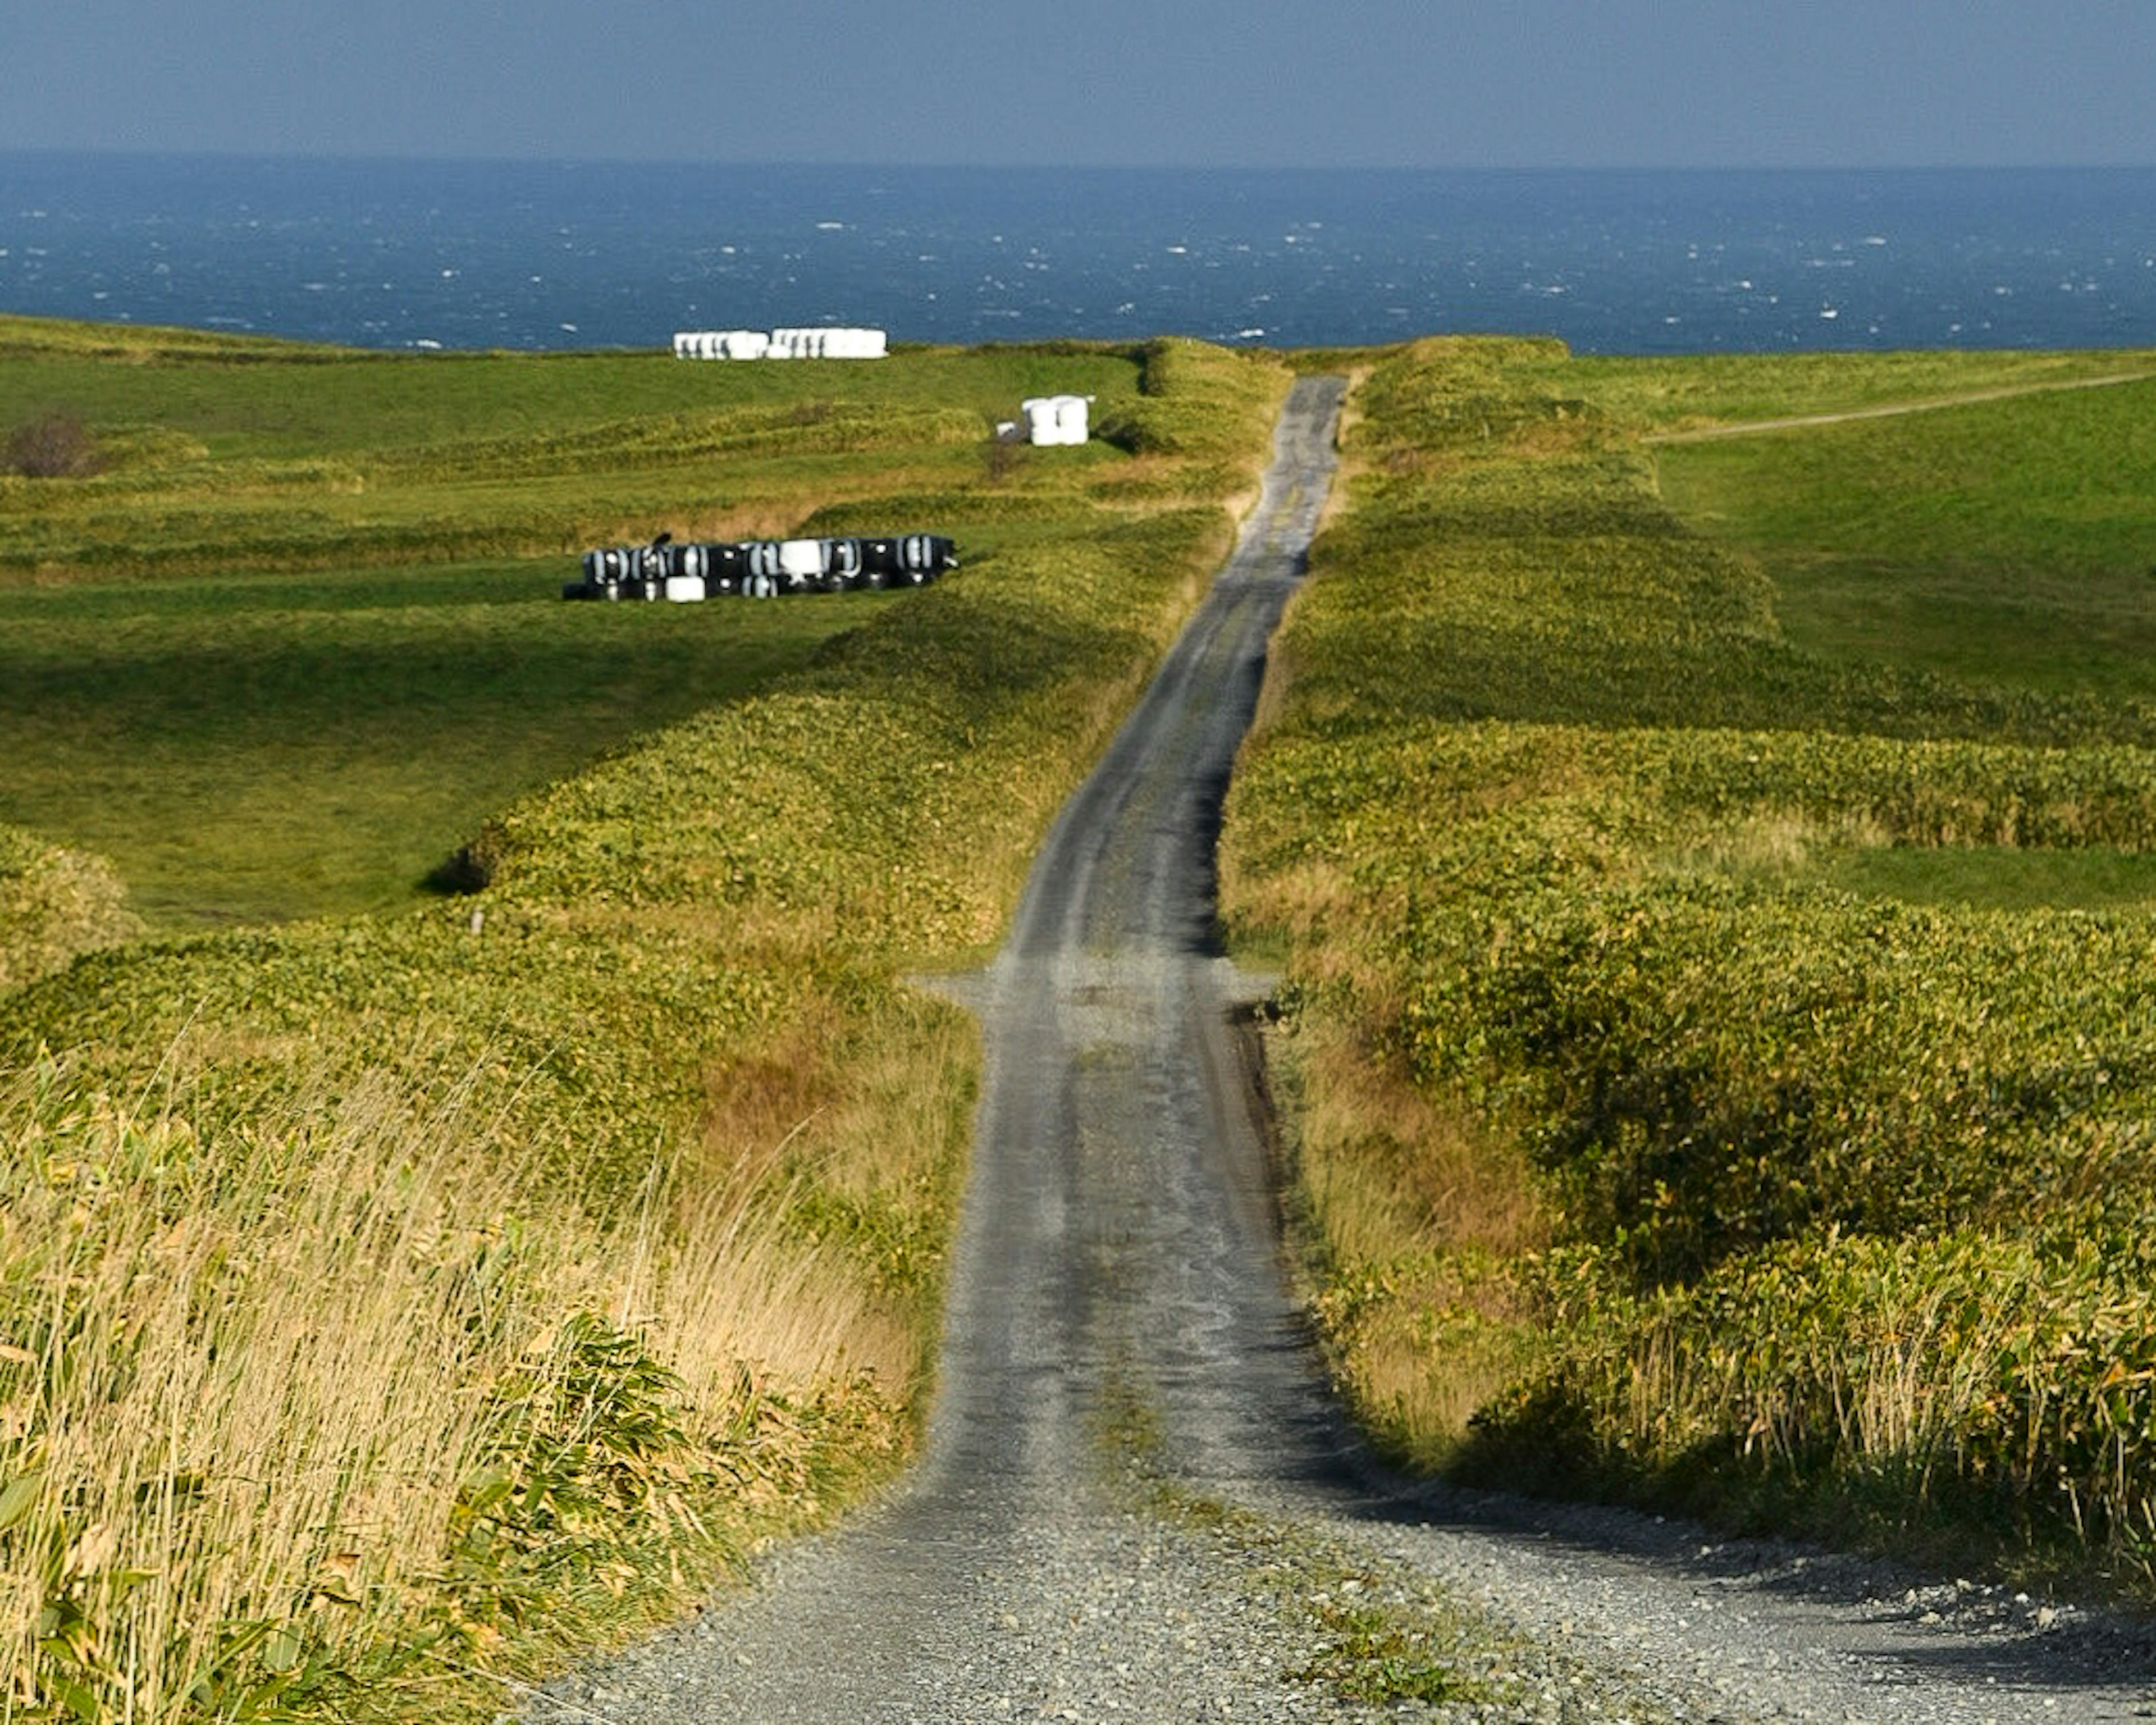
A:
[3, 145, 2154, 177]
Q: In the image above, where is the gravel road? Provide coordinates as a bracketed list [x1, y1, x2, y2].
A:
[529, 377, 2156, 1724]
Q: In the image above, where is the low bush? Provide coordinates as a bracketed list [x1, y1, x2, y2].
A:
[0, 824, 142, 994]
[1222, 336, 2156, 1587]
[2, 409, 102, 478]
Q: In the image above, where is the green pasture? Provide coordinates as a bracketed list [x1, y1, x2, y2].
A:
[1549, 345, 2156, 430]
[0, 316, 1143, 455]
[0, 563, 887, 925]
[1655, 376, 2156, 709]
[1807, 841, 2156, 910]
[0, 318, 1153, 928]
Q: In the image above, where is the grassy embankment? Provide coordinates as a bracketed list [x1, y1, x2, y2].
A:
[0, 317, 1290, 1723]
[1229, 337, 2156, 1592]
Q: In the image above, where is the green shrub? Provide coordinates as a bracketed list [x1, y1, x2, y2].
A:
[1222, 335, 2156, 1587]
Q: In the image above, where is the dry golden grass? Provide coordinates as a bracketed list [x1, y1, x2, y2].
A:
[1269, 1011, 1545, 1466]
[0, 992, 967, 1722]
[1653, 807, 1893, 884]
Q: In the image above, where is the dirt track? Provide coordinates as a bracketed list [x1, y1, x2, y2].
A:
[1643, 367, 2156, 441]
[532, 378, 2156, 1723]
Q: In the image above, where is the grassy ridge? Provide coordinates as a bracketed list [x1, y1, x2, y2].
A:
[1, 329, 1290, 1723]
[1222, 335, 2156, 1589]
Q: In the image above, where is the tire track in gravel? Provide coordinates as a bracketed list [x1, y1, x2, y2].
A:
[530, 376, 2156, 1724]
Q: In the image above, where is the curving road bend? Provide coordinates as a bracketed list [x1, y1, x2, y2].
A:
[533, 378, 2156, 1723]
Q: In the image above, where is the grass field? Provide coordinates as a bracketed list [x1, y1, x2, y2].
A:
[0, 565, 889, 925]
[0, 318, 1153, 928]
[15, 310, 2156, 1714]
[1655, 376, 2156, 708]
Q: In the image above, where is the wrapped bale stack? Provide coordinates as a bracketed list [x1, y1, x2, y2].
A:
[564, 535, 956, 601]
[672, 327, 887, 359]
[1020, 394, 1092, 446]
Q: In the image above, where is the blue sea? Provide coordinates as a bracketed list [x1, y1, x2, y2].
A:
[2, 153, 2152, 356]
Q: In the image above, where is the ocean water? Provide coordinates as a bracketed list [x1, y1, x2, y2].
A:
[1, 153, 2152, 356]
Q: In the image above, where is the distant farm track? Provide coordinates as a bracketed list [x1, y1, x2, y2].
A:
[1646, 365, 2156, 441]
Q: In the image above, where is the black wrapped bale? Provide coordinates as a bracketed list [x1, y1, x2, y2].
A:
[704, 541, 746, 596]
[665, 542, 710, 580]
[896, 533, 956, 585]
[819, 537, 864, 592]
[858, 537, 900, 588]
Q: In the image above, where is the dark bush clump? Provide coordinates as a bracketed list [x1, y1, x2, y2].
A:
[3, 409, 103, 478]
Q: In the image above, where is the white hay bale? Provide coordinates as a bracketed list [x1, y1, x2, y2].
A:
[664, 575, 706, 603]
[777, 538, 823, 581]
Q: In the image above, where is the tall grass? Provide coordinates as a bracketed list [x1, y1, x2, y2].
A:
[2, 987, 972, 1724]
[0, 1049, 868, 1721]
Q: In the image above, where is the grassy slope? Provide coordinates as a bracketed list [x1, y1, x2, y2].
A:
[1655, 377, 2156, 706]
[0, 324, 1291, 1724]
[1221, 335, 2156, 1598]
[0, 569, 881, 925]
[0, 321, 1148, 929]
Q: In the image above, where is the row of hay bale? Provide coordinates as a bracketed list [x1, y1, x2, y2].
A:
[672, 327, 888, 360]
[565, 534, 957, 602]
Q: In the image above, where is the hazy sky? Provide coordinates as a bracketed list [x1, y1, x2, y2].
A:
[5, 0, 2154, 170]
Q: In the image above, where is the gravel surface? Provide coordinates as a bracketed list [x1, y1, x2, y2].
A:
[527, 378, 2156, 1724]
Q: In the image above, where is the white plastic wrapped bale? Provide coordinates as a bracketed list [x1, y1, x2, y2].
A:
[673, 332, 694, 358]
[664, 574, 707, 602]
[723, 330, 769, 359]
[1022, 395, 1091, 446]
[777, 538, 823, 590]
